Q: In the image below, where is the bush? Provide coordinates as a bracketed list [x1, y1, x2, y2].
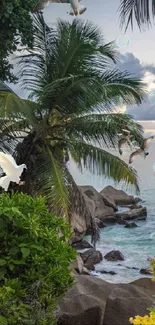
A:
[0, 192, 75, 324]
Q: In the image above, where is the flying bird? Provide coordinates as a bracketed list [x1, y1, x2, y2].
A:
[33, 0, 87, 15]
[129, 136, 154, 164]
[0, 152, 27, 191]
[118, 129, 134, 155]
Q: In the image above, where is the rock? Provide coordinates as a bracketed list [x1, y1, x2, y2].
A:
[116, 207, 147, 221]
[104, 250, 124, 261]
[80, 186, 115, 220]
[125, 222, 138, 228]
[131, 277, 155, 291]
[130, 204, 142, 209]
[72, 240, 93, 250]
[84, 260, 95, 271]
[100, 190, 118, 211]
[103, 294, 153, 325]
[56, 275, 155, 325]
[135, 197, 142, 203]
[95, 218, 106, 228]
[103, 216, 117, 223]
[117, 219, 127, 225]
[80, 248, 103, 265]
[100, 186, 136, 205]
[70, 190, 96, 236]
[140, 268, 152, 275]
[100, 270, 117, 275]
[70, 255, 84, 274]
[81, 267, 92, 275]
[70, 235, 83, 244]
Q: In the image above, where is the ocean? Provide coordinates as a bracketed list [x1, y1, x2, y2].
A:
[69, 137, 155, 283]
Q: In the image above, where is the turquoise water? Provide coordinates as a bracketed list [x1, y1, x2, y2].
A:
[70, 139, 155, 283]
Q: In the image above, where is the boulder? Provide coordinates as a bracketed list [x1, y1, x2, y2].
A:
[135, 197, 142, 204]
[125, 222, 138, 228]
[116, 207, 147, 221]
[80, 186, 115, 220]
[70, 255, 84, 274]
[70, 235, 83, 244]
[131, 277, 155, 291]
[56, 275, 155, 325]
[95, 218, 106, 228]
[72, 240, 93, 250]
[104, 250, 124, 261]
[80, 248, 103, 265]
[100, 190, 118, 211]
[101, 186, 136, 205]
[81, 266, 92, 275]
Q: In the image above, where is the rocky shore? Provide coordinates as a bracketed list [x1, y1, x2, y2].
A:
[55, 186, 153, 325]
[70, 185, 146, 238]
[69, 185, 151, 281]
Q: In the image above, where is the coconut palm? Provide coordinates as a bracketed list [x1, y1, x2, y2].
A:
[119, 0, 155, 30]
[0, 14, 146, 244]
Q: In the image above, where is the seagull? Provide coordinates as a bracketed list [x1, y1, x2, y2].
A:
[0, 152, 27, 191]
[118, 129, 134, 155]
[129, 136, 154, 164]
[33, 0, 87, 15]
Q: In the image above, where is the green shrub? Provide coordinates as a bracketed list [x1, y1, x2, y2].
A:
[0, 192, 75, 324]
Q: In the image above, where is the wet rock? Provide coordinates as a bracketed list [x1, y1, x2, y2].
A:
[84, 260, 95, 271]
[104, 250, 125, 261]
[80, 248, 103, 265]
[100, 190, 118, 211]
[140, 268, 152, 275]
[100, 270, 117, 275]
[103, 216, 117, 223]
[125, 222, 138, 228]
[70, 235, 83, 244]
[130, 204, 142, 210]
[81, 266, 92, 275]
[100, 186, 136, 205]
[135, 197, 142, 204]
[72, 240, 93, 250]
[95, 218, 106, 228]
[116, 207, 147, 221]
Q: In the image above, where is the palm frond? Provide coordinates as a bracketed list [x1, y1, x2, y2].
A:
[69, 141, 140, 194]
[68, 113, 144, 148]
[119, 0, 155, 30]
[36, 147, 69, 217]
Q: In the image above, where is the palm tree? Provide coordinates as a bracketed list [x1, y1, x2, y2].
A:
[119, 0, 155, 30]
[0, 14, 146, 244]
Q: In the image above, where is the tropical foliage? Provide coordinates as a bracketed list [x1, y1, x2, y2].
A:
[0, 15, 146, 244]
[119, 0, 155, 30]
[0, 192, 75, 325]
[0, 0, 37, 82]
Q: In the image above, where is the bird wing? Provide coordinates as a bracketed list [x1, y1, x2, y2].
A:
[141, 136, 154, 150]
[0, 152, 16, 175]
[0, 175, 12, 191]
[129, 149, 141, 164]
[33, 0, 70, 11]
[122, 129, 130, 136]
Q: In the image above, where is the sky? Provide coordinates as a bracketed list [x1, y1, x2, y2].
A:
[10, 0, 155, 133]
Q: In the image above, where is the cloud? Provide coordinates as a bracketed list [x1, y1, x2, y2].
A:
[116, 52, 155, 120]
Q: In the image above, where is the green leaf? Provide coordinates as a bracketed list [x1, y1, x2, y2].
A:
[0, 315, 8, 325]
[21, 248, 30, 258]
[0, 259, 7, 266]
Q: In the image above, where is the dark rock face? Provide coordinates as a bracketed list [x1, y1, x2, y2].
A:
[80, 248, 103, 267]
[104, 250, 125, 261]
[100, 270, 117, 275]
[140, 268, 152, 275]
[125, 222, 138, 228]
[95, 218, 106, 228]
[72, 240, 93, 250]
[116, 207, 147, 221]
[130, 204, 142, 210]
[56, 276, 155, 325]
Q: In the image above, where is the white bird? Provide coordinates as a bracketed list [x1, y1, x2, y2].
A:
[0, 152, 27, 191]
[118, 129, 134, 155]
[129, 136, 154, 164]
[33, 0, 87, 16]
